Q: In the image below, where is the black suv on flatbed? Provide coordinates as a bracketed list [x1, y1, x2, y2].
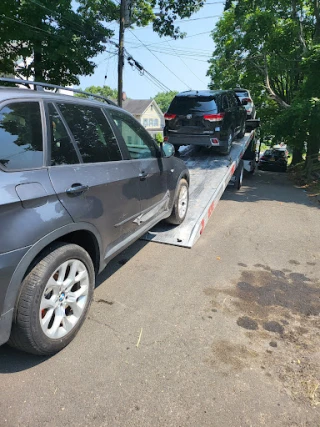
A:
[164, 90, 247, 154]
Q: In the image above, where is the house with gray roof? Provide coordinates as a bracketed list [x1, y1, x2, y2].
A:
[122, 99, 164, 138]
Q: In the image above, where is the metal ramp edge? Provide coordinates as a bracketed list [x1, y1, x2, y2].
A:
[141, 132, 254, 248]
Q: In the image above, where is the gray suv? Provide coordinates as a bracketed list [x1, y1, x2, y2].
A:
[0, 79, 189, 355]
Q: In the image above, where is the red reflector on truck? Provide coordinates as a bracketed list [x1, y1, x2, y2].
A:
[203, 113, 225, 122]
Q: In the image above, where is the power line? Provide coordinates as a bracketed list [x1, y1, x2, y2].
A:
[166, 41, 207, 85]
[1, 14, 63, 38]
[27, 0, 84, 35]
[128, 29, 191, 90]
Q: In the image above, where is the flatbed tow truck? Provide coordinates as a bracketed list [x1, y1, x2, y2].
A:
[142, 121, 259, 249]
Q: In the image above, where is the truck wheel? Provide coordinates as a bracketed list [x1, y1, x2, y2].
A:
[233, 160, 244, 190]
[166, 178, 189, 225]
[220, 132, 233, 155]
[8, 243, 95, 355]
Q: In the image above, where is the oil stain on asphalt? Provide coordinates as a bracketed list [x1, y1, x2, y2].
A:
[204, 263, 320, 407]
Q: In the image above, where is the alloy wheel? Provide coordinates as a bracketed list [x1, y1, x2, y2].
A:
[39, 259, 89, 339]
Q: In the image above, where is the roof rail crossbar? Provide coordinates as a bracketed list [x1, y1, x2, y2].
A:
[0, 77, 116, 106]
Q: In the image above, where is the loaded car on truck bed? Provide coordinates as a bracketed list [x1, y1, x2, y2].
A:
[0, 78, 189, 355]
[163, 90, 247, 155]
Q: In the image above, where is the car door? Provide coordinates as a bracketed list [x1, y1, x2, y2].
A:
[46, 101, 142, 258]
[0, 100, 72, 255]
[107, 108, 169, 226]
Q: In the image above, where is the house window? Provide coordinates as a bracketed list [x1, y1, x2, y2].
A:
[154, 119, 159, 127]
[149, 119, 154, 127]
[143, 118, 148, 127]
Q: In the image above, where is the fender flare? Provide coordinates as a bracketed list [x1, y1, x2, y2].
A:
[2, 222, 103, 321]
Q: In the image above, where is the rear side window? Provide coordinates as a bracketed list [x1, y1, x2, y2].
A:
[58, 103, 122, 163]
[168, 96, 217, 114]
[228, 92, 240, 107]
[48, 104, 79, 166]
[0, 102, 43, 170]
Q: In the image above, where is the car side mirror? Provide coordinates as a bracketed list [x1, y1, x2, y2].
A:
[160, 142, 175, 158]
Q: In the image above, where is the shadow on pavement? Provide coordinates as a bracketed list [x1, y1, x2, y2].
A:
[0, 345, 49, 373]
[0, 239, 149, 372]
[224, 170, 317, 208]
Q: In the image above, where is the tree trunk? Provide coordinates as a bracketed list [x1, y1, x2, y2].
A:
[291, 147, 304, 165]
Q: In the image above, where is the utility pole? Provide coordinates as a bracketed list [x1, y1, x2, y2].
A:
[118, 0, 132, 107]
[117, 0, 125, 107]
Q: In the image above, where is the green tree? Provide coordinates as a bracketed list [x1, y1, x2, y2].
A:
[76, 85, 118, 101]
[0, 0, 205, 86]
[0, 0, 117, 85]
[132, 1, 204, 39]
[154, 91, 178, 112]
[207, 0, 320, 165]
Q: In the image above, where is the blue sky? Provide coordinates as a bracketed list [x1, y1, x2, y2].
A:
[78, 1, 225, 99]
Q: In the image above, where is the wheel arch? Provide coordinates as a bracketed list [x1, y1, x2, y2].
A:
[3, 223, 103, 328]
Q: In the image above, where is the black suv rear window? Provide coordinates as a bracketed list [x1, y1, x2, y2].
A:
[235, 91, 249, 98]
[168, 96, 217, 115]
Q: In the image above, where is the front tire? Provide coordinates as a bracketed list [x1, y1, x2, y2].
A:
[166, 178, 189, 225]
[9, 243, 95, 356]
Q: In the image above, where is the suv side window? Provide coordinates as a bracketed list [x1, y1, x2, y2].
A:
[58, 103, 122, 163]
[108, 109, 158, 159]
[228, 92, 239, 107]
[221, 95, 229, 111]
[0, 102, 43, 170]
[48, 103, 80, 166]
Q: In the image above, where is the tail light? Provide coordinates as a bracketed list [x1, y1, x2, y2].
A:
[164, 113, 176, 120]
[203, 113, 225, 122]
[164, 136, 169, 142]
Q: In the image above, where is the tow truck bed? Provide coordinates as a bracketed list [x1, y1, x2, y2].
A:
[141, 131, 255, 248]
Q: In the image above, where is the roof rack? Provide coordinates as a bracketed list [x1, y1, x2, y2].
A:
[0, 77, 116, 106]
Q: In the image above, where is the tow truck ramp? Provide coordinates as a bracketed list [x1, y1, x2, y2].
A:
[141, 131, 256, 248]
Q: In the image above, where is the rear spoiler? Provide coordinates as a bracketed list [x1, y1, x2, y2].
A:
[245, 118, 260, 130]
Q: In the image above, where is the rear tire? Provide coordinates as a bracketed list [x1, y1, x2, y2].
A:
[233, 160, 244, 191]
[166, 178, 189, 225]
[8, 243, 95, 356]
[220, 132, 233, 155]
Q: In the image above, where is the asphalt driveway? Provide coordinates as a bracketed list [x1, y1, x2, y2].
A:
[0, 171, 319, 427]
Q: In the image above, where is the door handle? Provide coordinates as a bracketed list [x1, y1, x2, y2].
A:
[139, 171, 148, 181]
[66, 184, 89, 197]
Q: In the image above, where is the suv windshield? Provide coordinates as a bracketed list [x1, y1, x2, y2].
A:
[168, 96, 217, 115]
